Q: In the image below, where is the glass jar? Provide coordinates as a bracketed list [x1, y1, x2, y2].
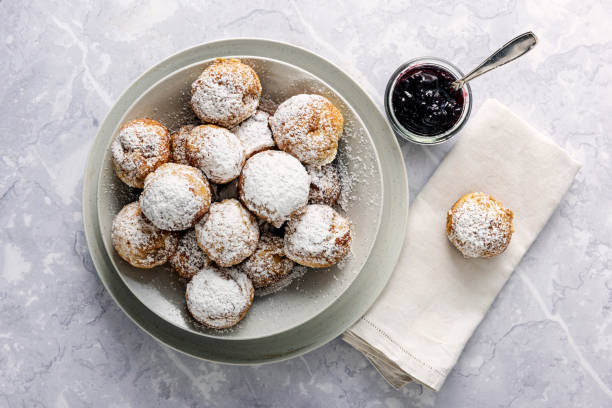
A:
[384, 57, 472, 145]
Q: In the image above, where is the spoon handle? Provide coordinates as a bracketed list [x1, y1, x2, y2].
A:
[453, 32, 538, 89]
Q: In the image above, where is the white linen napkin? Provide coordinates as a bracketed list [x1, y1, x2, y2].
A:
[343, 99, 582, 391]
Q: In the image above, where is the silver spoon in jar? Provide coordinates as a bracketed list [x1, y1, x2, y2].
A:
[451, 32, 538, 91]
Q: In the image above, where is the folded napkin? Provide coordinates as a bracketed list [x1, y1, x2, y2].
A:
[343, 99, 581, 391]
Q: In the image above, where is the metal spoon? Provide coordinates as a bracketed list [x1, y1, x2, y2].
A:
[451, 32, 538, 91]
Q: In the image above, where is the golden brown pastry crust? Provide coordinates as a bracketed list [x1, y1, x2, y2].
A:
[111, 118, 171, 188]
[270, 94, 344, 166]
[446, 192, 514, 258]
[169, 229, 212, 280]
[284, 204, 352, 268]
[170, 124, 196, 165]
[111, 202, 178, 268]
[241, 233, 294, 289]
[307, 163, 341, 206]
[190, 58, 262, 128]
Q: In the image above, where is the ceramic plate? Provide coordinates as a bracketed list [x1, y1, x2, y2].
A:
[83, 39, 408, 363]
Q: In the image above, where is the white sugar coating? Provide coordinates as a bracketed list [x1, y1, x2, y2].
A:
[269, 94, 342, 166]
[239, 151, 310, 227]
[170, 124, 195, 165]
[195, 199, 259, 267]
[231, 110, 275, 158]
[447, 193, 513, 258]
[335, 154, 354, 211]
[187, 125, 246, 184]
[284, 204, 352, 268]
[306, 163, 340, 206]
[111, 202, 178, 268]
[190, 59, 261, 128]
[185, 266, 254, 329]
[111, 118, 170, 188]
[334, 118, 378, 212]
[169, 229, 212, 280]
[112, 123, 162, 170]
[139, 164, 211, 231]
[240, 233, 294, 288]
[140, 173, 204, 230]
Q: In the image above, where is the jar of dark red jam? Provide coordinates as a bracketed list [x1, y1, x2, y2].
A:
[384, 57, 472, 144]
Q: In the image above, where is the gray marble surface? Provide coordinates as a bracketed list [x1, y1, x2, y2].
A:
[1, 0, 611, 406]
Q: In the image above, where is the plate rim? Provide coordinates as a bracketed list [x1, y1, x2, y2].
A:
[82, 38, 409, 364]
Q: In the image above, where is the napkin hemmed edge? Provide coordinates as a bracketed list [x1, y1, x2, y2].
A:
[343, 331, 412, 389]
[344, 318, 446, 391]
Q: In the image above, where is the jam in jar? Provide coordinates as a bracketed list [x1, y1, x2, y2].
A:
[385, 58, 472, 144]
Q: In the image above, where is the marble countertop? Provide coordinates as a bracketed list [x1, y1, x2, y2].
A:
[2, 0, 611, 406]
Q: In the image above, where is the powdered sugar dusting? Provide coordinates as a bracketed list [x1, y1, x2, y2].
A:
[336, 156, 354, 211]
[185, 266, 254, 329]
[447, 193, 514, 258]
[335, 118, 377, 211]
[307, 163, 340, 206]
[106, 57, 386, 336]
[240, 233, 294, 288]
[284, 204, 352, 268]
[111, 118, 170, 188]
[269, 94, 342, 166]
[169, 229, 212, 280]
[170, 124, 195, 165]
[187, 125, 246, 184]
[231, 110, 275, 158]
[190, 58, 261, 128]
[239, 151, 309, 227]
[111, 202, 178, 268]
[195, 199, 259, 267]
[139, 164, 211, 231]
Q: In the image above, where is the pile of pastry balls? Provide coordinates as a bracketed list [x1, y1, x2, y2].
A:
[110, 58, 352, 330]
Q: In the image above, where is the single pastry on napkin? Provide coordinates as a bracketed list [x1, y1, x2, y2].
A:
[343, 99, 581, 391]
